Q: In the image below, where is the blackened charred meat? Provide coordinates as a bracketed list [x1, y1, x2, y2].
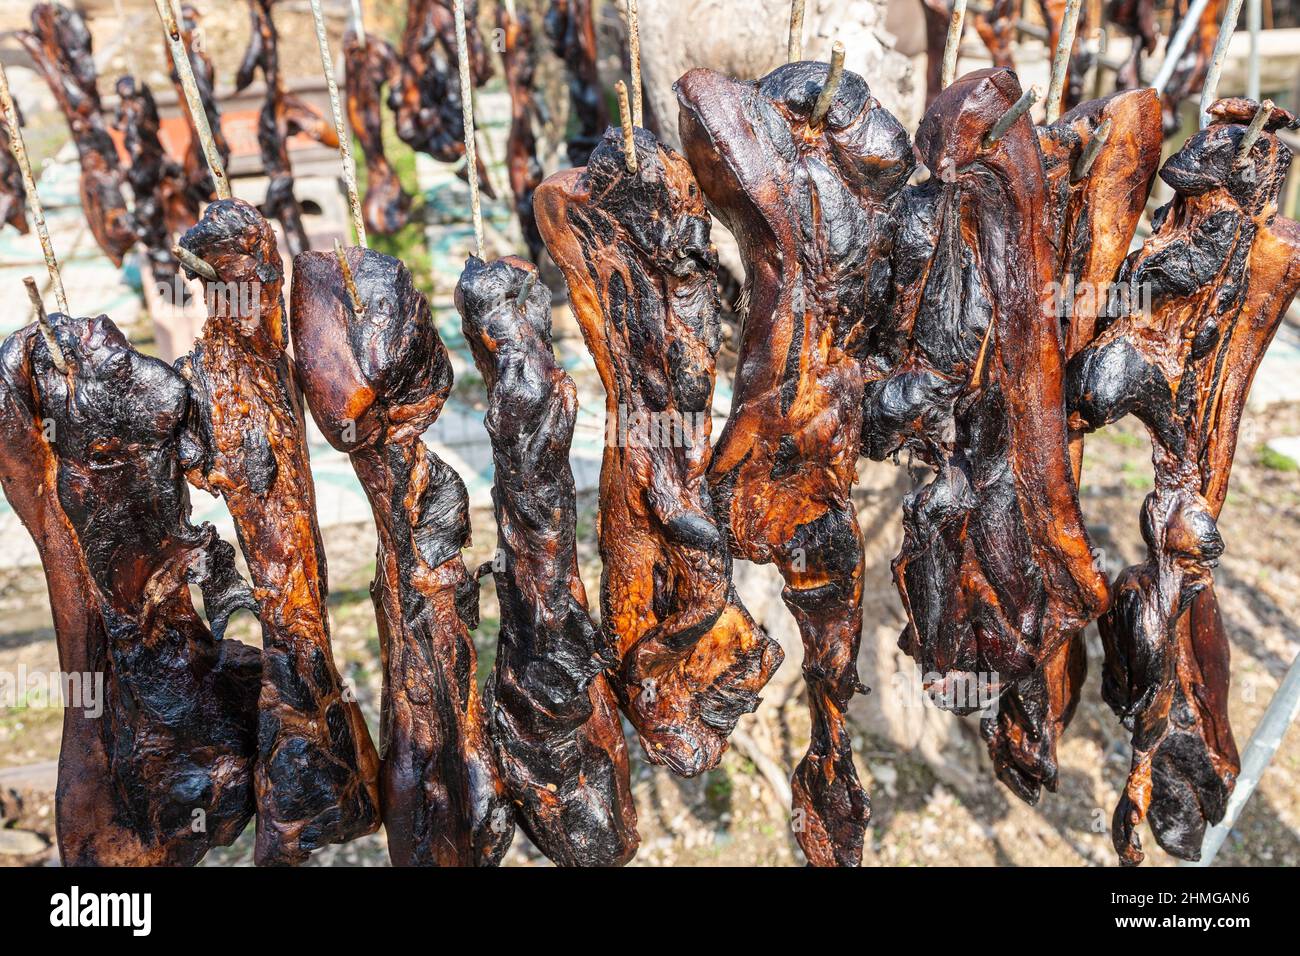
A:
[544, 0, 607, 166]
[677, 62, 913, 866]
[499, 3, 545, 261]
[0, 113, 29, 234]
[861, 70, 1108, 766]
[177, 199, 381, 866]
[17, 3, 134, 265]
[166, 3, 232, 207]
[1066, 99, 1300, 864]
[291, 246, 513, 867]
[427, 0, 494, 87]
[391, 0, 495, 195]
[458, 255, 640, 866]
[235, 0, 339, 258]
[1118, 0, 1226, 133]
[1109, 0, 1158, 92]
[344, 29, 411, 236]
[0, 315, 261, 866]
[971, 0, 1017, 72]
[535, 127, 783, 782]
[114, 77, 197, 288]
[982, 89, 1163, 804]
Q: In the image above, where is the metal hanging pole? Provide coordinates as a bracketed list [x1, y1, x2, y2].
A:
[1192, 651, 1300, 866]
[1151, 0, 1213, 95]
[309, 0, 367, 248]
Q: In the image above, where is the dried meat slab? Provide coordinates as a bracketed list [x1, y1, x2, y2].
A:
[678, 61, 913, 866]
[0, 315, 260, 866]
[860, 70, 1108, 725]
[17, 3, 134, 265]
[0, 117, 29, 234]
[344, 29, 412, 236]
[235, 0, 338, 258]
[391, 0, 494, 195]
[535, 127, 783, 781]
[498, 5, 545, 261]
[291, 246, 513, 867]
[982, 89, 1163, 804]
[166, 3, 232, 207]
[543, 0, 606, 166]
[114, 76, 196, 289]
[458, 255, 640, 866]
[177, 199, 381, 866]
[1066, 99, 1300, 863]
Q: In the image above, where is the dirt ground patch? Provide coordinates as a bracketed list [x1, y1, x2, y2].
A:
[3, 400, 1297, 867]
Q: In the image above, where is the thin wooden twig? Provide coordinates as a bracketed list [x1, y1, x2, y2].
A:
[0, 61, 69, 316]
[627, 0, 643, 128]
[173, 244, 218, 281]
[810, 41, 846, 128]
[1045, 0, 1084, 123]
[788, 0, 805, 62]
[153, 0, 230, 200]
[1199, 0, 1247, 128]
[1071, 117, 1112, 180]
[334, 239, 366, 315]
[24, 277, 68, 373]
[452, 0, 485, 259]
[616, 80, 638, 173]
[516, 270, 536, 306]
[983, 85, 1039, 148]
[1235, 99, 1274, 165]
[941, 0, 970, 89]
[309, 0, 367, 248]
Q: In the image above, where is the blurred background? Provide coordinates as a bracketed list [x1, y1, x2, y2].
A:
[0, 0, 1297, 866]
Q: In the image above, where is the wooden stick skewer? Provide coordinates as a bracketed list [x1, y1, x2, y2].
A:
[1071, 117, 1112, 181]
[24, 277, 68, 374]
[0, 60, 70, 321]
[452, 0, 485, 259]
[627, 0, 643, 128]
[173, 244, 218, 281]
[983, 85, 1040, 148]
[334, 240, 366, 316]
[153, 0, 230, 200]
[941, 0, 970, 90]
[1235, 100, 1274, 165]
[616, 80, 638, 174]
[811, 42, 846, 128]
[789, 0, 805, 62]
[516, 271, 536, 307]
[309, 0, 367, 248]
[1045, 0, 1084, 124]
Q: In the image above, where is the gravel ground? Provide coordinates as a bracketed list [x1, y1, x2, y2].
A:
[3, 400, 1298, 867]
